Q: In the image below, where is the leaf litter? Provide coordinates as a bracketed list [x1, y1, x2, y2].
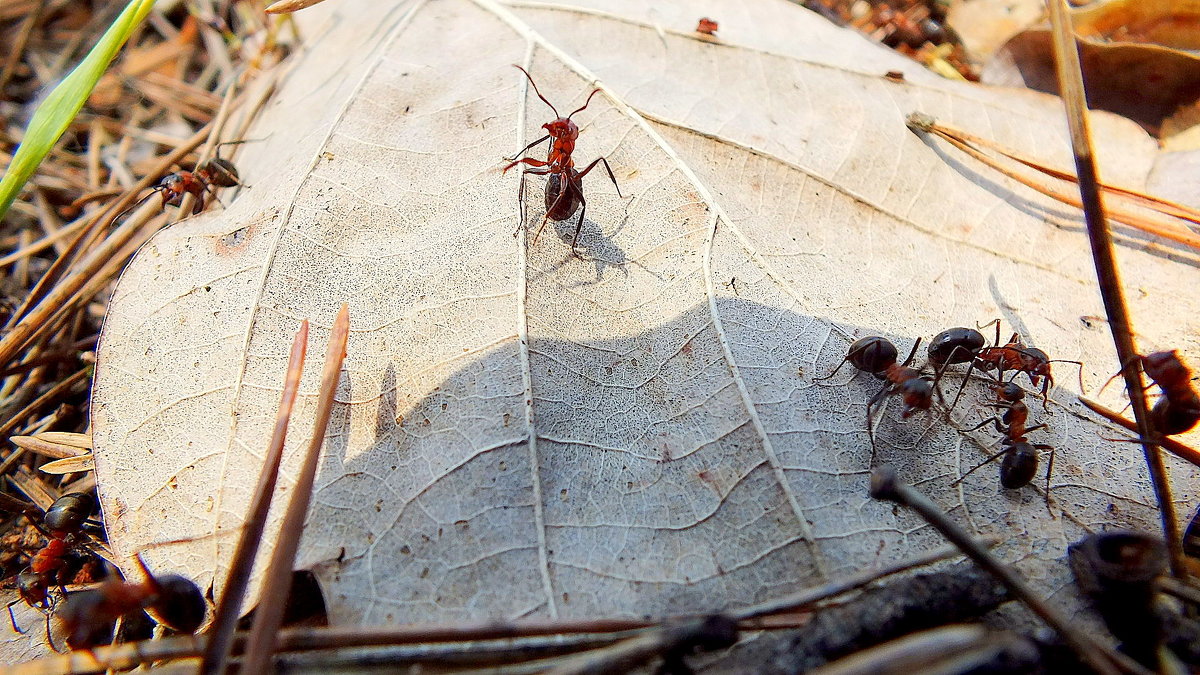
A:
[88, 0, 1200, 666]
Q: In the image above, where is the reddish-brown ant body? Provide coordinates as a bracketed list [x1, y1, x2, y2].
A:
[954, 382, 1054, 491]
[1141, 351, 1200, 435]
[819, 335, 936, 460]
[58, 555, 205, 650]
[5, 492, 100, 637]
[502, 65, 622, 256]
[117, 157, 240, 222]
[155, 158, 240, 214]
[928, 322, 1082, 411]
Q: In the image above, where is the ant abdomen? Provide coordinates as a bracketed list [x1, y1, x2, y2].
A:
[199, 158, 240, 188]
[545, 170, 581, 222]
[928, 327, 984, 366]
[43, 492, 95, 536]
[847, 336, 898, 374]
[145, 575, 206, 633]
[1000, 442, 1038, 489]
[1152, 397, 1200, 435]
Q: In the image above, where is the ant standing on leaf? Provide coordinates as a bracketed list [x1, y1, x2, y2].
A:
[502, 65, 623, 258]
[816, 335, 940, 462]
[927, 321, 1083, 412]
[117, 151, 242, 222]
[953, 381, 1056, 496]
[4, 492, 103, 644]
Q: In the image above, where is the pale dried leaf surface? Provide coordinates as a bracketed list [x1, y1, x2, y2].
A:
[90, 0, 1199, 644]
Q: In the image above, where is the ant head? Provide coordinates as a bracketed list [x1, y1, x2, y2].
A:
[847, 336, 897, 373]
[928, 327, 984, 366]
[899, 377, 933, 415]
[1000, 442, 1038, 489]
[16, 572, 48, 606]
[542, 117, 579, 141]
[993, 381, 1024, 403]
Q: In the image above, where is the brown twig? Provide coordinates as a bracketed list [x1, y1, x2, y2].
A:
[1078, 396, 1200, 469]
[200, 320, 309, 675]
[242, 304, 350, 673]
[869, 466, 1146, 675]
[1043, 0, 1184, 578]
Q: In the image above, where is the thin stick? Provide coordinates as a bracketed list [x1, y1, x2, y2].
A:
[1078, 396, 1200, 469]
[0, 367, 90, 439]
[733, 538, 997, 621]
[242, 304, 350, 673]
[199, 320, 309, 675]
[907, 116, 1200, 251]
[1044, 0, 1185, 578]
[869, 466, 1145, 675]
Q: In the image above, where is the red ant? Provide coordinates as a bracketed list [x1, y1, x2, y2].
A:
[502, 65, 622, 257]
[58, 554, 205, 650]
[928, 321, 1083, 411]
[818, 335, 938, 461]
[4, 492, 102, 641]
[117, 157, 240, 222]
[1141, 351, 1200, 436]
[953, 381, 1055, 494]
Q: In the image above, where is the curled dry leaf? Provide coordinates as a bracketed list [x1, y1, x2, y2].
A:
[88, 0, 1199, 657]
[984, 0, 1200, 133]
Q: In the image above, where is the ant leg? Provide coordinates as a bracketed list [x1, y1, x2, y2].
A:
[866, 384, 893, 465]
[571, 186, 587, 258]
[514, 170, 527, 237]
[7, 602, 22, 634]
[951, 446, 1009, 486]
[813, 356, 853, 383]
[44, 610, 59, 653]
[577, 156, 623, 198]
[948, 360, 981, 412]
[190, 191, 207, 215]
[1039, 375, 1052, 411]
[960, 416, 1003, 434]
[1037, 444, 1057, 506]
[504, 134, 551, 163]
[1024, 423, 1048, 435]
[900, 337, 922, 367]
[502, 156, 550, 174]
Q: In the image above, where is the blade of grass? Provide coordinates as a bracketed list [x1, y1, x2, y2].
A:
[0, 0, 157, 220]
[200, 320, 309, 675]
[242, 304, 350, 673]
[1043, 0, 1184, 578]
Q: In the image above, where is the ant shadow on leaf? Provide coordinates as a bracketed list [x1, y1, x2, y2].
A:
[537, 207, 663, 285]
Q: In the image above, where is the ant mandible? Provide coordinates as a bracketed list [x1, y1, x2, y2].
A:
[953, 382, 1054, 493]
[502, 65, 623, 257]
[817, 335, 937, 461]
[1140, 351, 1200, 435]
[58, 554, 205, 650]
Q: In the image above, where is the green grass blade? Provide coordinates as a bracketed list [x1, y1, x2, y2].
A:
[0, 0, 158, 220]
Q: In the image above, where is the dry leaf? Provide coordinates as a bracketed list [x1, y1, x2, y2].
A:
[85, 0, 1199, 660]
[983, 0, 1200, 133]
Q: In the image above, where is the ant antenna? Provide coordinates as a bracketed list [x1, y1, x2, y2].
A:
[512, 65, 560, 118]
[567, 88, 602, 120]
